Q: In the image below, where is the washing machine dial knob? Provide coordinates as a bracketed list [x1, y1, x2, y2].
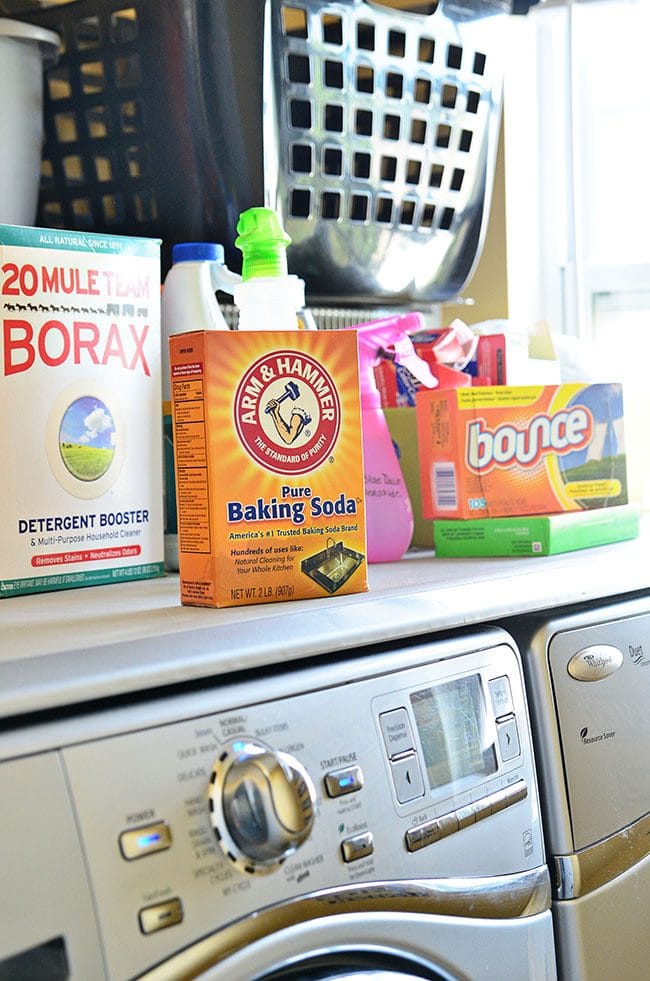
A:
[209, 740, 316, 874]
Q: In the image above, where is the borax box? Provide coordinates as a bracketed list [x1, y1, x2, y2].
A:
[416, 383, 627, 520]
[0, 224, 164, 597]
[169, 330, 368, 607]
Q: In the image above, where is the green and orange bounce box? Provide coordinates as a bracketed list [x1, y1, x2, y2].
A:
[416, 383, 627, 520]
[170, 329, 368, 607]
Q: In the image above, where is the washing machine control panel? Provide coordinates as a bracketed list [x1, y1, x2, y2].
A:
[31, 633, 544, 980]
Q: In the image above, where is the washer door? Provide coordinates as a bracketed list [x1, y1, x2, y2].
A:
[256, 949, 452, 980]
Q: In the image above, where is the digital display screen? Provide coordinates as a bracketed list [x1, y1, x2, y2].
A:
[410, 674, 497, 792]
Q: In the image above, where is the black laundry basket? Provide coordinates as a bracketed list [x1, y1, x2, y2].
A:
[17, 0, 517, 304]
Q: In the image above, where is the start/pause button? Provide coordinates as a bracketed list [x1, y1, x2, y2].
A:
[390, 753, 425, 803]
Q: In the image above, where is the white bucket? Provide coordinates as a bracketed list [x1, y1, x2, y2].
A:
[0, 19, 59, 226]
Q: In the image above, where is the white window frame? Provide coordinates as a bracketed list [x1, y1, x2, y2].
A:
[502, 0, 650, 344]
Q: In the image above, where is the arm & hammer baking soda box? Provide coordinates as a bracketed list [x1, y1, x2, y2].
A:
[416, 383, 627, 520]
[0, 224, 164, 597]
[169, 330, 368, 607]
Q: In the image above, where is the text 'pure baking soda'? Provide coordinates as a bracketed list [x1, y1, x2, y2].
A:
[0, 224, 164, 597]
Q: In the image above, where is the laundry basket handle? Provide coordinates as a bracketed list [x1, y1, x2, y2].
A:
[361, 0, 513, 20]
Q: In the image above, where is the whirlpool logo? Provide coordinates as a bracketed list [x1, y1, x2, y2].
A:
[579, 726, 616, 745]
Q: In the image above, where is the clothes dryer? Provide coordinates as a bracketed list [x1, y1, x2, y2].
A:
[510, 593, 650, 979]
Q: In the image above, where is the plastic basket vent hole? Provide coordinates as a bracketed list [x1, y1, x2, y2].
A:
[441, 84, 457, 109]
[290, 99, 312, 129]
[435, 124, 451, 149]
[440, 207, 455, 230]
[421, 203, 435, 228]
[357, 21, 375, 52]
[450, 168, 465, 192]
[86, 106, 109, 139]
[54, 112, 78, 143]
[410, 119, 427, 145]
[40, 159, 55, 190]
[126, 146, 149, 179]
[375, 197, 393, 224]
[291, 144, 313, 175]
[74, 15, 101, 51]
[429, 164, 443, 188]
[62, 155, 84, 186]
[467, 90, 480, 114]
[473, 52, 487, 76]
[418, 37, 435, 64]
[406, 160, 422, 185]
[132, 191, 157, 223]
[414, 78, 431, 105]
[115, 53, 142, 89]
[72, 198, 93, 228]
[446, 44, 462, 70]
[290, 188, 312, 218]
[324, 60, 344, 90]
[349, 194, 369, 222]
[282, 7, 308, 39]
[388, 30, 406, 59]
[320, 192, 341, 220]
[355, 109, 373, 138]
[48, 67, 72, 102]
[80, 60, 105, 96]
[120, 100, 143, 135]
[42, 201, 64, 226]
[94, 154, 114, 182]
[385, 72, 404, 100]
[102, 194, 125, 225]
[353, 152, 371, 180]
[288, 53, 311, 85]
[380, 156, 397, 183]
[399, 200, 416, 226]
[383, 115, 401, 141]
[356, 65, 374, 94]
[459, 130, 473, 153]
[321, 14, 343, 46]
[323, 104, 344, 133]
[110, 8, 139, 45]
[322, 147, 343, 176]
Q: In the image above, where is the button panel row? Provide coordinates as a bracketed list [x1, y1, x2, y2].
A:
[405, 779, 528, 853]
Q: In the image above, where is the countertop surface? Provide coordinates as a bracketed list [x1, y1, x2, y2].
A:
[2, 526, 649, 721]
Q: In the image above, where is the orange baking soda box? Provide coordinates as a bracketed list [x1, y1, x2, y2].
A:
[416, 383, 627, 520]
[169, 329, 368, 607]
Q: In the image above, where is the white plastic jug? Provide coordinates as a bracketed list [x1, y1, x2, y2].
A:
[161, 242, 240, 570]
[0, 19, 59, 225]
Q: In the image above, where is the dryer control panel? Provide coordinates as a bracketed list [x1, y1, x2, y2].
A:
[1, 630, 546, 981]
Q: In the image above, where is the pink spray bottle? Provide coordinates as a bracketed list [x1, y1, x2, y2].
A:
[351, 313, 437, 563]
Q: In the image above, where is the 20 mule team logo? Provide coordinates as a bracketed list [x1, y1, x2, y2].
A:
[234, 349, 341, 475]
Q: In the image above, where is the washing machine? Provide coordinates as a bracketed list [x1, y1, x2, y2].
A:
[0, 626, 556, 980]
[510, 592, 650, 980]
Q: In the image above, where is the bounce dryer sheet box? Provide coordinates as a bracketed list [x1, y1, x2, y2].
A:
[0, 224, 164, 598]
[434, 504, 639, 558]
[416, 383, 627, 520]
[169, 330, 368, 607]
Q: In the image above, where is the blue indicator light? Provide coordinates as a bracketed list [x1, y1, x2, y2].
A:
[232, 740, 245, 753]
[339, 775, 354, 788]
[138, 832, 161, 848]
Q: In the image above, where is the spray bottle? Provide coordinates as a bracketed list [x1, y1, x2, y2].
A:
[352, 313, 437, 563]
[161, 242, 240, 570]
[233, 206, 315, 330]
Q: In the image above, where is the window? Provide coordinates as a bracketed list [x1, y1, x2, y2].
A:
[503, 0, 650, 506]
